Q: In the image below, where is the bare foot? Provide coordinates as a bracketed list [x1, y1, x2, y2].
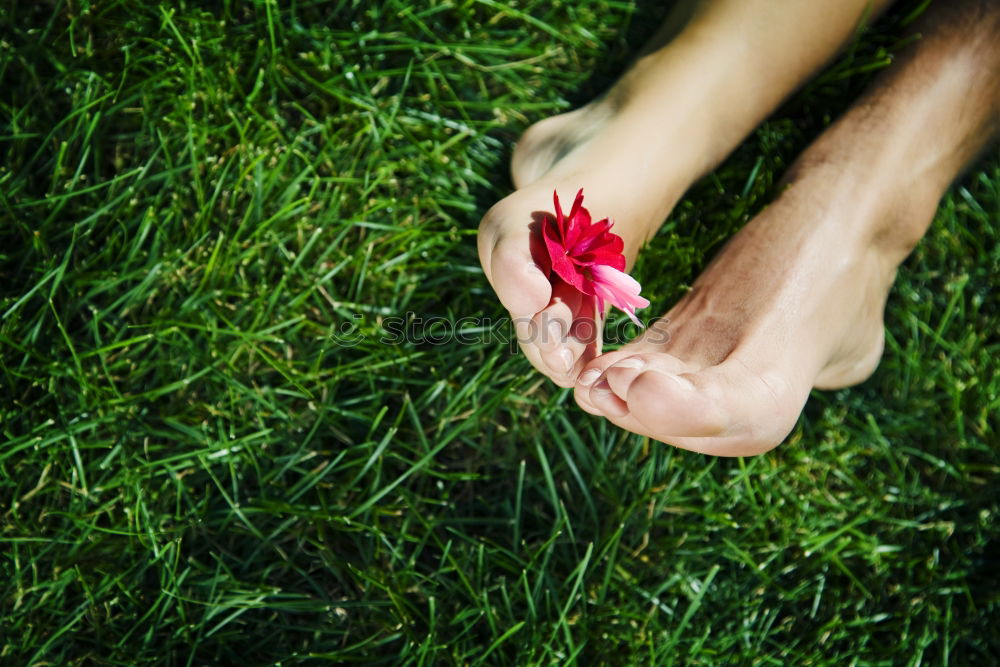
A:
[478, 0, 895, 387]
[574, 2, 1000, 456]
[477, 49, 720, 388]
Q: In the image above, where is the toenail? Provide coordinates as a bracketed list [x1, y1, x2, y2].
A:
[578, 369, 601, 387]
[613, 357, 645, 370]
[666, 373, 695, 391]
[547, 319, 564, 345]
[559, 348, 574, 373]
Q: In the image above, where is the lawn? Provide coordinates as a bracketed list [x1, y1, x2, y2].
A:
[1, 0, 998, 664]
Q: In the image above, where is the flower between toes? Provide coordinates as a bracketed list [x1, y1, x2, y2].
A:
[541, 189, 649, 326]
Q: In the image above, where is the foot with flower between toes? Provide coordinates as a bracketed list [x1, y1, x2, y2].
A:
[477, 0, 1000, 455]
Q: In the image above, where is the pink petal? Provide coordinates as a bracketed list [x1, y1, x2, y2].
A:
[590, 264, 650, 327]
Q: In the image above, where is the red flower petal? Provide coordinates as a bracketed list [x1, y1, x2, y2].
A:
[542, 212, 588, 292]
[541, 189, 648, 325]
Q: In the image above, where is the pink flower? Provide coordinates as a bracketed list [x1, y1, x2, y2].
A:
[540, 189, 649, 326]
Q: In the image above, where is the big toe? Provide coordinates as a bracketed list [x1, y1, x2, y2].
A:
[575, 352, 809, 456]
[480, 193, 601, 386]
[477, 200, 552, 319]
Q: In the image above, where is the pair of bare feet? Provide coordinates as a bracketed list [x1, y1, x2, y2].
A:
[478, 0, 1000, 455]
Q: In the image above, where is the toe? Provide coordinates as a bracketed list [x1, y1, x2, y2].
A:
[485, 235, 552, 318]
[480, 200, 582, 385]
[573, 350, 655, 416]
[533, 283, 605, 382]
[575, 353, 808, 456]
[582, 355, 647, 418]
[478, 204, 552, 319]
[574, 350, 683, 398]
[620, 363, 732, 437]
[588, 378, 630, 417]
[627, 362, 806, 454]
[509, 280, 600, 388]
[535, 313, 575, 376]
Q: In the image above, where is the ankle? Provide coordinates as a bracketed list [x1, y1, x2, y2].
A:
[785, 154, 936, 272]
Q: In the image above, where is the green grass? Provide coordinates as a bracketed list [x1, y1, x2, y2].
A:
[2, 0, 998, 664]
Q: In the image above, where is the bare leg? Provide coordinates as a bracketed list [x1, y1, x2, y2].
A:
[478, 0, 894, 387]
[574, 0, 1000, 455]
